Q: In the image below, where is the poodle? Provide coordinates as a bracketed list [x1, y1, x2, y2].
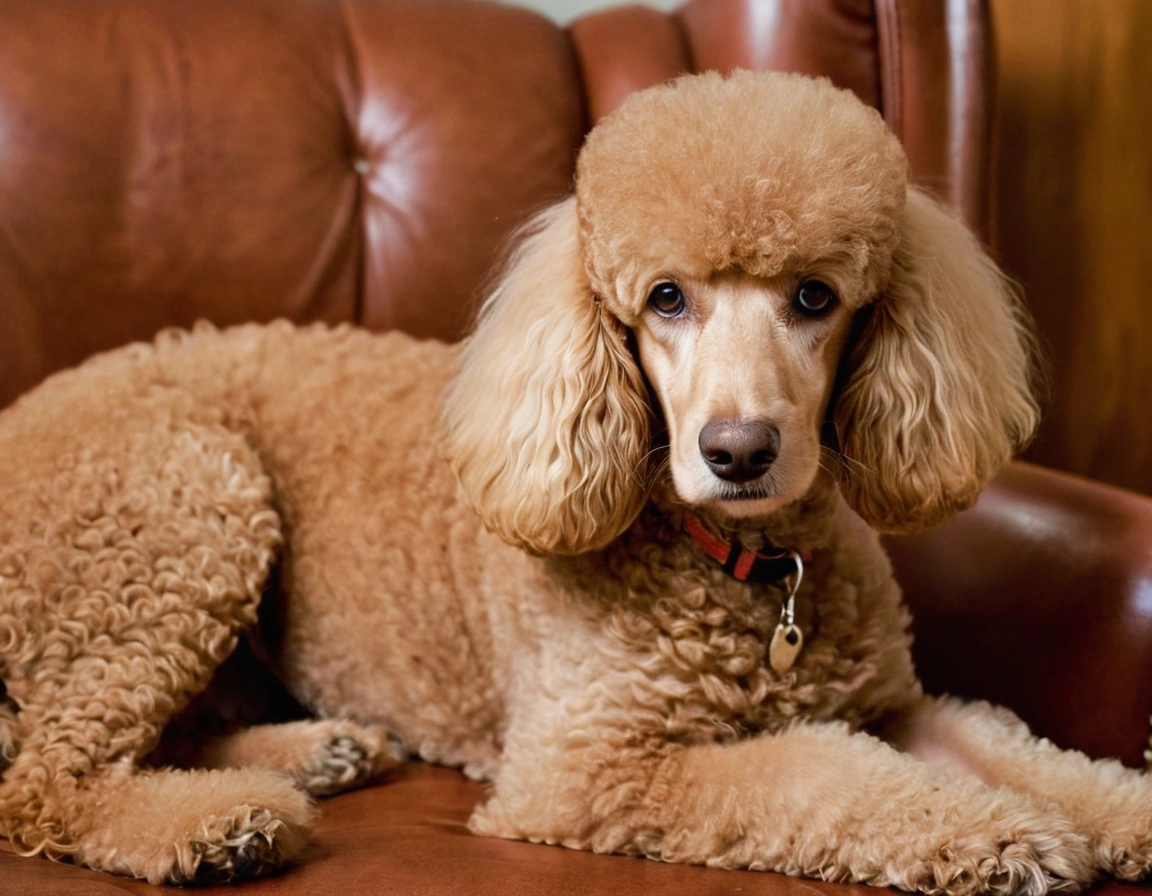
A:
[1, 69, 1149, 891]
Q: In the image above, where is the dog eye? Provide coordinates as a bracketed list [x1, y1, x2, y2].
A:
[794, 280, 838, 317]
[648, 282, 687, 318]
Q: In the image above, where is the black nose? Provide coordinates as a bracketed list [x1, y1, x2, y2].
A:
[699, 419, 780, 483]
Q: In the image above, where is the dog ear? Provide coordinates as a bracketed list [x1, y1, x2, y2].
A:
[832, 186, 1041, 533]
[441, 197, 651, 555]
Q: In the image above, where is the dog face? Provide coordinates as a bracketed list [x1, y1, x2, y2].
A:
[629, 269, 857, 519]
[443, 70, 1039, 555]
[574, 70, 908, 523]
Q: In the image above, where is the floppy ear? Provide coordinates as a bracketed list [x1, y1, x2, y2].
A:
[833, 186, 1041, 533]
[441, 197, 651, 555]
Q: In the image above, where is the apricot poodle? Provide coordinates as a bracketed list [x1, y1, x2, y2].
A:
[1, 70, 1149, 891]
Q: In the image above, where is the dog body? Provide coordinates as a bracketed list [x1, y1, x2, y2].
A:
[0, 319, 912, 761]
[0, 320, 923, 878]
[2, 71, 1151, 891]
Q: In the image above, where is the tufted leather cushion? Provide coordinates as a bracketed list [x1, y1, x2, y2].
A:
[0, 0, 582, 405]
[0, 0, 991, 411]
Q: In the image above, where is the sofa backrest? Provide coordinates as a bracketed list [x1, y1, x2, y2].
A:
[0, 0, 992, 408]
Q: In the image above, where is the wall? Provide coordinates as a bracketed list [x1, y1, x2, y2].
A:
[522, 0, 676, 23]
[991, 0, 1152, 495]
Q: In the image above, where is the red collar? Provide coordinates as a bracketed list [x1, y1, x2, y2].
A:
[683, 513, 810, 584]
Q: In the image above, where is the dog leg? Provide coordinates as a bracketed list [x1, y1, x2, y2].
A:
[0, 653, 317, 884]
[2, 751, 313, 883]
[884, 695, 1152, 882]
[0, 419, 301, 881]
[191, 719, 404, 796]
[473, 720, 1094, 895]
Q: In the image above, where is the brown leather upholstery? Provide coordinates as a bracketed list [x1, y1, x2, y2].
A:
[0, 761, 1141, 896]
[0, 0, 582, 403]
[0, 0, 994, 410]
[572, 0, 994, 236]
[1, 0, 1149, 893]
[890, 462, 1152, 770]
[0, 758, 1144, 896]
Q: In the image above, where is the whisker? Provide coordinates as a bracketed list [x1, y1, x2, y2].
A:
[819, 445, 874, 481]
[641, 453, 670, 491]
[619, 443, 669, 493]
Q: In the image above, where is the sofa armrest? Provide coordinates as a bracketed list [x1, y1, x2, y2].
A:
[886, 461, 1152, 768]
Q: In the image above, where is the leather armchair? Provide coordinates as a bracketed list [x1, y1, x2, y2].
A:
[1, 0, 1148, 893]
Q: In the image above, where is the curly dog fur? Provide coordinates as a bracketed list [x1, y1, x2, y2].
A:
[1, 70, 1150, 889]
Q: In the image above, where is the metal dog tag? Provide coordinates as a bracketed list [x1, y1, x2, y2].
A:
[769, 622, 803, 674]
[769, 552, 805, 674]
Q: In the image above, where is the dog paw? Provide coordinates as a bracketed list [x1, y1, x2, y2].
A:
[901, 817, 1093, 896]
[1063, 766, 1152, 882]
[68, 767, 314, 884]
[1095, 831, 1152, 883]
[295, 722, 404, 797]
[178, 805, 303, 884]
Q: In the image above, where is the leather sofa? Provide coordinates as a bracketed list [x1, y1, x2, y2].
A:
[1, 0, 1149, 893]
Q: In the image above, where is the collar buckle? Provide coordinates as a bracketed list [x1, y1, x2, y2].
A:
[683, 513, 808, 584]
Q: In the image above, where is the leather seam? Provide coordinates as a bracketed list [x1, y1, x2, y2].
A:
[875, 0, 904, 143]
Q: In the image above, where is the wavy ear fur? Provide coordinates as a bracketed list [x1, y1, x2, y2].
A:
[834, 187, 1041, 533]
[441, 197, 651, 555]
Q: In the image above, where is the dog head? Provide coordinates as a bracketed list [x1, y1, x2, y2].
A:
[443, 71, 1040, 554]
